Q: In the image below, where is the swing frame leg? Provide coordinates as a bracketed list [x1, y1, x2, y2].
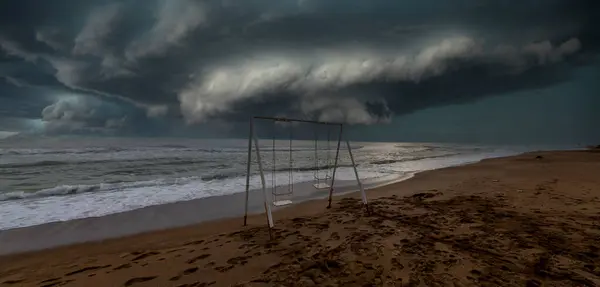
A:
[265, 203, 273, 240]
[250, 119, 275, 237]
[243, 117, 254, 227]
[327, 125, 343, 209]
[346, 139, 370, 215]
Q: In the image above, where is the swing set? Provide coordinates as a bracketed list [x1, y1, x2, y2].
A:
[243, 116, 369, 238]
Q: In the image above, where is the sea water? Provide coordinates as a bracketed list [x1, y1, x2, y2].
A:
[0, 137, 569, 231]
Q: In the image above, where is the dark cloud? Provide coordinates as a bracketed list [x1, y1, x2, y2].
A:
[0, 0, 598, 138]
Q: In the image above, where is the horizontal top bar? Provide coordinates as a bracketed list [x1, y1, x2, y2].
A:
[253, 116, 343, 126]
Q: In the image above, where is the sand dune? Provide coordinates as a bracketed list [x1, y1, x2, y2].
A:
[1, 150, 599, 286]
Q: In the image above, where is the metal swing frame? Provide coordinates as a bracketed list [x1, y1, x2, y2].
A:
[243, 116, 369, 238]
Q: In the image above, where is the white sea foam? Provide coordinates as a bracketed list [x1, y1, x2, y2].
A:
[0, 180, 168, 201]
[0, 138, 570, 231]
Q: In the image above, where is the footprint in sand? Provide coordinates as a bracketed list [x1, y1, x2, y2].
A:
[113, 263, 132, 270]
[39, 278, 59, 284]
[170, 267, 199, 282]
[470, 269, 482, 277]
[124, 276, 157, 286]
[183, 267, 199, 275]
[131, 251, 160, 261]
[187, 253, 211, 264]
[391, 258, 405, 270]
[64, 265, 111, 276]
[40, 279, 74, 287]
[214, 265, 234, 273]
[227, 256, 251, 266]
[175, 281, 216, 287]
[2, 279, 24, 285]
[329, 232, 341, 241]
[166, 248, 185, 254]
[183, 240, 205, 246]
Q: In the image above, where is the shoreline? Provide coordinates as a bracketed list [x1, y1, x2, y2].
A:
[0, 149, 541, 257]
[0, 149, 527, 256]
[0, 145, 529, 231]
[1, 149, 599, 286]
[0, 172, 415, 256]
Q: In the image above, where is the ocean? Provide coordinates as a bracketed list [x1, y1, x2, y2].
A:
[0, 137, 570, 232]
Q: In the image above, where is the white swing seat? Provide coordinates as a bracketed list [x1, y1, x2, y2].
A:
[273, 199, 293, 207]
[313, 182, 331, 190]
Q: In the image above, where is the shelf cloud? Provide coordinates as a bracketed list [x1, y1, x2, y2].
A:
[0, 0, 597, 137]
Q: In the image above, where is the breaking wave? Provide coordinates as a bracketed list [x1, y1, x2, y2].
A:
[0, 179, 184, 202]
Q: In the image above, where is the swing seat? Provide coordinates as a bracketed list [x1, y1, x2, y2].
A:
[313, 182, 331, 190]
[273, 199, 293, 207]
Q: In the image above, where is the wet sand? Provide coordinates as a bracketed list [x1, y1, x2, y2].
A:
[1, 149, 600, 286]
[0, 176, 410, 255]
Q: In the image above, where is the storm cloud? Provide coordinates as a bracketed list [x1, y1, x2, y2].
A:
[0, 0, 598, 137]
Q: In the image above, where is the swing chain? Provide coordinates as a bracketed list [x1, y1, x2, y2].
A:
[288, 123, 293, 193]
[272, 121, 294, 198]
[313, 124, 332, 189]
[272, 121, 276, 195]
[326, 125, 331, 179]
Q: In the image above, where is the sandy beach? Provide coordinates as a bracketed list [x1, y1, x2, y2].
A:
[1, 149, 599, 286]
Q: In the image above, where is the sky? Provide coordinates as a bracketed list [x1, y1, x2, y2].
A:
[0, 0, 598, 144]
